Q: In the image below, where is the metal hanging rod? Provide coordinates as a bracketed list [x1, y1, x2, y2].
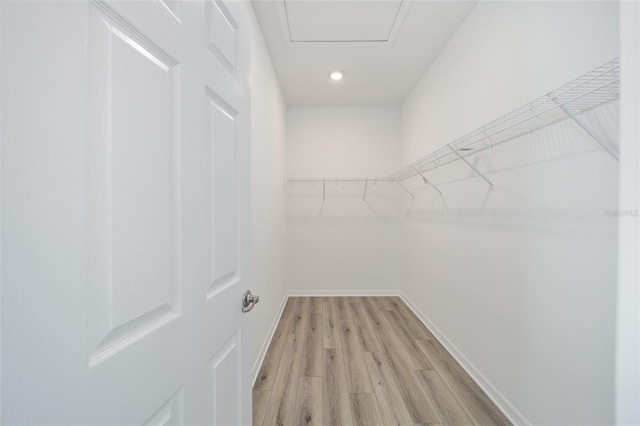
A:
[286, 177, 411, 201]
[286, 178, 392, 184]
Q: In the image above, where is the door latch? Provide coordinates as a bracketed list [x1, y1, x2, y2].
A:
[242, 290, 259, 313]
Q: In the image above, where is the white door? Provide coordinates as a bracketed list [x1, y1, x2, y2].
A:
[0, 1, 253, 424]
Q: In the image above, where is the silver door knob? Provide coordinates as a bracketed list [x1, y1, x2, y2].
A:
[242, 290, 259, 313]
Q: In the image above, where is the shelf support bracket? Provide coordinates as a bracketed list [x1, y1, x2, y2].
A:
[323, 178, 326, 201]
[395, 181, 415, 199]
[448, 145, 494, 189]
[411, 166, 444, 197]
[363, 178, 369, 201]
[549, 95, 619, 161]
[482, 130, 493, 146]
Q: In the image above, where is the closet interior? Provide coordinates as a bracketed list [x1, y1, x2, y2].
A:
[250, 1, 634, 425]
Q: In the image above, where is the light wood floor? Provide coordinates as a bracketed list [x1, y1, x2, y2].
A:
[253, 296, 511, 426]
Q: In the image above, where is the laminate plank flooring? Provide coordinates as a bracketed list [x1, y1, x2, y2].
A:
[253, 390, 271, 426]
[322, 298, 342, 349]
[289, 297, 312, 334]
[254, 317, 292, 391]
[379, 310, 434, 371]
[415, 370, 474, 426]
[262, 334, 305, 425]
[310, 297, 323, 314]
[352, 302, 383, 352]
[324, 348, 353, 425]
[301, 313, 323, 377]
[364, 351, 418, 426]
[349, 393, 384, 426]
[295, 377, 323, 426]
[340, 319, 373, 393]
[415, 339, 511, 425]
[254, 297, 511, 425]
[373, 324, 441, 424]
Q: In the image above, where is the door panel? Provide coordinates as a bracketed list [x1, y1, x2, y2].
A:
[207, 90, 240, 298]
[0, 2, 91, 423]
[87, 3, 182, 367]
[159, 0, 181, 21]
[206, 0, 237, 73]
[1, 0, 252, 424]
[143, 388, 184, 426]
[208, 331, 242, 425]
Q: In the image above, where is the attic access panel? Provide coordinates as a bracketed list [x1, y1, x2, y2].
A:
[282, 0, 407, 44]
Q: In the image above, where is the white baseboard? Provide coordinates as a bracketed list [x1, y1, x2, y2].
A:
[287, 289, 402, 297]
[399, 292, 529, 426]
[251, 293, 289, 387]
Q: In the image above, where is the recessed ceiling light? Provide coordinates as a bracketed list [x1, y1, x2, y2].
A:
[330, 71, 343, 81]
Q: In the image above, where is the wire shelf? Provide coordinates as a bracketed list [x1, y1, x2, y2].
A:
[285, 177, 397, 201]
[389, 58, 620, 181]
[285, 58, 620, 197]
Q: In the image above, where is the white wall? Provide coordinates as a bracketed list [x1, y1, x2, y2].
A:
[248, 4, 288, 377]
[286, 106, 401, 293]
[400, 2, 620, 425]
[616, 2, 640, 423]
[287, 106, 401, 178]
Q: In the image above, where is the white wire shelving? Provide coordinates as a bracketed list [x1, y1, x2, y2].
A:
[286, 58, 621, 196]
[284, 178, 397, 201]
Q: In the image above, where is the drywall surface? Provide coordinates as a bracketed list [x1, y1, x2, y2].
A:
[286, 106, 401, 292]
[616, 2, 640, 423]
[287, 106, 401, 178]
[400, 1, 620, 424]
[249, 5, 288, 375]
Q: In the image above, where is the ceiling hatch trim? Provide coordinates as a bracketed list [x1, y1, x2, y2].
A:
[276, 0, 411, 47]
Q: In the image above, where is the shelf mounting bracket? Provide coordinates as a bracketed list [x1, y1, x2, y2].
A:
[395, 181, 415, 199]
[448, 145, 494, 189]
[323, 178, 326, 201]
[362, 178, 369, 201]
[549, 95, 619, 161]
[411, 166, 444, 197]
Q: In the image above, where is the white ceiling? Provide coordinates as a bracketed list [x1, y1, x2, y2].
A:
[284, 0, 404, 42]
[252, 0, 477, 105]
